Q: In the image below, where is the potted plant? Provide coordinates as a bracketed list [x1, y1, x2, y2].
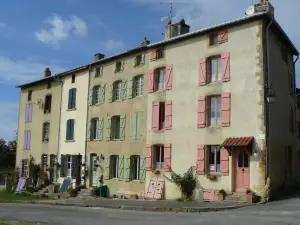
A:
[152, 169, 160, 175]
[130, 194, 138, 200]
[246, 189, 256, 203]
[206, 173, 218, 181]
[217, 189, 226, 201]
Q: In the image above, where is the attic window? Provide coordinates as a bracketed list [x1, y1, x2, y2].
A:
[71, 74, 76, 83]
[47, 81, 51, 89]
[115, 61, 122, 72]
[28, 90, 32, 101]
[209, 33, 218, 46]
[209, 30, 228, 46]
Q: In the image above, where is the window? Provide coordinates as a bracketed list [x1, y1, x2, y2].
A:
[90, 118, 100, 140]
[110, 155, 119, 178]
[71, 74, 76, 83]
[95, 67, 101, 77]
[298, 122, 300, 139]
[44, 95, 52, 113]
[154, 67, 166, 91]
[93, 85, 101, 105]
[68, 88, 76, 109]
[209, 96, 222, 126]
[24, 131, 31, 150]
[153, 145, 164, 169]
[113, 81, 122, 101]
[208, 146, 221, 173]
[130, 155, 140, 180]
[41, 154, 48, 173]
[131, 111, 143, 140]
[134, 55, 142, 67]
[209, 33, 218, 46]
[42, 122, 50, 142]
[47, 81, 51, 89]
[67, 155, 72, 177]
[28, 90, 32, 101]
[115, 61, 122, 73]
[25, 103, 32, 122]
[134, 75, 144, 97]
[281, 45, 288, 63]
[208, 56, 222, 82]
[66, 119, 75, 141]
[289, 70, 294, 95]
[298, 98, 300, 109]
[159, 102, 165, 130]
[22, 160, 29, 177]
[111, 116, 121, 139]
[156, 49, 164, 60]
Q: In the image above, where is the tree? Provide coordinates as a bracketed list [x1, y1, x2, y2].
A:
[0, 138, 16, 169]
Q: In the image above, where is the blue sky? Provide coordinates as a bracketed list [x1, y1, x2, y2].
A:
[0, 0, 299, 141]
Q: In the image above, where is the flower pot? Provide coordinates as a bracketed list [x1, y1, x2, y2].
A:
[131, 194, 138, 200]
[246, 193, 253, 203]
[217, 193, 224, 201]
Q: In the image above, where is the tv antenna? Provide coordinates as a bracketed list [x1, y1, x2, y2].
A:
[160, 2, 187, 24]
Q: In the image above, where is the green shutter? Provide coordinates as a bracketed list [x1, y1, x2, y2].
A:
[71, 155, 77, 178]
[124, 156, 131, 182]
[70, 120, 75, 140]
[89, 89, 93, 106]
[127, 78, 133, 99]
[98, 117, 104, 140]
[120, 115, 126, 140]
[121, 80, 127, 100]
[87, 120, 91, 141]
[139, 156, 146, 182]
[107, 84, 113, 103]
[100, 84, 106, 104]
[60, 155, 66, 177]
[68, 89, 72, 109]
[104, 157, 110, 180]
[130, 112, 137, 140]
[106, 117, 112, 140]
[136, 111, 143, 140]
[118, 156, 124, 181]
[72, 88, 76, 108]
[66, 120, 70, 140]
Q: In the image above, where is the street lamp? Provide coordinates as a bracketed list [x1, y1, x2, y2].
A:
[266, 85, 276, 103]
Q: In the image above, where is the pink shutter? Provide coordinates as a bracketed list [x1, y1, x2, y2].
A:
[166, 64, 173, 90]
[222, 93, 231, 127]
[221, 52, 230, 82]
[27, 131, 31, 149]
[196, 144, 205, 175]
[165, 101, 172, 130]
[151, 51, 157, 61]
[218, 30, 228, 44]
[199, 58, 207, 86]
[145, 144, 152, 171]
[164, 144, 172, 171]
[148, 69, 155, 93]
[28, 103, 32, 122]
[220, 148, 229, 176]
[25, 104, 29, 122]
[197, 96, 206, 128]
[24, 131, 28, 149]
[152, 102, 160, 131]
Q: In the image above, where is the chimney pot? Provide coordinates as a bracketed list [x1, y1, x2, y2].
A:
[94, 53, 105, 62]
[141, 37, 150, 46]
[44, 68, 51, 78]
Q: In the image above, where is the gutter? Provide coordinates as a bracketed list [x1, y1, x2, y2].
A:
[293, 55, 299, 177]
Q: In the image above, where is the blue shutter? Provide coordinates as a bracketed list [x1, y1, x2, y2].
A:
[60, 155, 66, 177]
[68, 89, 72, 109]
[72, 88, 77, 108]
[71, 155, 77, 178]
[66, 120, 70, 140]
[70, 120, 75, 140]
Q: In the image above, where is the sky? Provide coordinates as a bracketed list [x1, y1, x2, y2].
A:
[0, 0, 299, 141]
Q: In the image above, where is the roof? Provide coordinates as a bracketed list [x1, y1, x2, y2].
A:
[221, 137, 254, 147]
[17, 12, 299, 88]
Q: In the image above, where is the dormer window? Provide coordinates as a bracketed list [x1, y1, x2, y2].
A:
[209, 30, 228, 46]
[115, 61, 124, 73]
[151, 49, 164, 61]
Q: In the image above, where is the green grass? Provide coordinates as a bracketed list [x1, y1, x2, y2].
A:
[0, 191, 42, 201]
[0, 220, 47, 225]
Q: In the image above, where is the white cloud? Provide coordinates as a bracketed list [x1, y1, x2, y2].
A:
[105, 40, 125, 53]
[35, 15, 87, 45]
[0, 56, 66, 84]
[0, 102, 18, 141]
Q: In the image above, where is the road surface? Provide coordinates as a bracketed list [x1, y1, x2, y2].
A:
[0, 198, 300, 225]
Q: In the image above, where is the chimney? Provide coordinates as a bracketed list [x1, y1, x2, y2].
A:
[164, 19, 190, 40]
[94, 53, 105, 62]
[255, 0, 274, 18]
[141, 37, 150, 46]
[44, 68, 51, 78]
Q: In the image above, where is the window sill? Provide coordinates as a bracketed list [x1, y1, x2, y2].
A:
[23, 149, 30, 150]
[65, 140, 75, 142]
[44, 112, 51, 115]
[207, 81, 222, 85]
[134, 64, 144, 68]
[67, 108, 77, 111]
[42, 141, 49, 144]
[134, 94, 144, 99]
[90, 139, 102, 142]
[151, 58, 164, 62]
[114, 70, 123, 73]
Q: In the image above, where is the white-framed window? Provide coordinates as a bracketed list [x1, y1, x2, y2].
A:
[131, 155, 140, 180]
[115, 61, 122, 72]
[67, 155, 72, 177]
[134, 75, 144, 97]
[24, 160, 29, 178]
[155, 68, 166, 90]
[209, 96, 222, 126]
[41, 154, 48, 173]
[111, 116, 121, 139]
[93, 85, 101, 104]
[208, 56, 222, 83]
[134, 55, 143, 67]
[42, 122, 50, 142]
[110, 155, 119, 178]
[208, 146, 221, 173]
[153, 145, 164, 169]
[113, 81, 122, 101]
[91, 118, 100, 140]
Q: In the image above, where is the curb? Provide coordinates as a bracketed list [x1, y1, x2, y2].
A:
[0, 200, 253, 213]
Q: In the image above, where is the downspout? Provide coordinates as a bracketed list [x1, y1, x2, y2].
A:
[293, 55, 299, 178]
[266, 18, 273, 179]
[83, 64, 92, 187]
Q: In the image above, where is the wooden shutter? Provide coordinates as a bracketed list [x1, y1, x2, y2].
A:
[221, 52, 230, 82]
[107, 84, 113, 103]
[166, 64, 173, 90]
[199, 58, 207, 86]
[127, 78, 133, 99]
[29, 103, 32, 122]
[141, 54, 145, 64]
[220, 148, 229, 176]
[68, 89, 72, 109]
[24, 131, 28, 149]
[88, 89, 93, 106]
[196, 145, 205, 175]
[198, 96, 206, 128]
[130, 112, 137, 140]
[106, 117, 112, 140]
[165, 101, 172, 130]
[152, 102, 160, 131]
[98, 117, 104, 141]
[71, 155, 77, 178]
[139, 156, 146, 182]
[27, 131, 31, 149]
[100, 84, 106, 104]
[104, 157, 110, 180]
[124, 156, 131, 182]
[19, 160, 23, 177]
[87, 120, 91, 141]
[25, 104, 29, 122]
[151, 51, 157, 61]
[148, 69, 155, 93]
[69, 120, 75, 140]
[118, 156, 124, 181]
[164, 144, 172, 171]
[136, 111, 143, 140]
[218, 30, 228, 44]
[145, 145, 152, 171]
[222, 93, 231, 127]
[121, 61, 125, 71]
[120, 115, 126, 140]
[121, 80, 127, 100]
[60, 155, 66, 177]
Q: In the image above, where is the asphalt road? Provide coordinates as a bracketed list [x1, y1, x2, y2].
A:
[0, 198, 300, 225]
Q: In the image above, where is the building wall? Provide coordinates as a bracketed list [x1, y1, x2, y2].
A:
[268, 27, 298, 188]
[58, 70, 89, 183]
[86, 52, 149, 196]
[145, 20, 266, 199]
[16, 80, 61, 166]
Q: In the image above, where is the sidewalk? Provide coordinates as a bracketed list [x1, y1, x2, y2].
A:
[32, 197, 252, 213]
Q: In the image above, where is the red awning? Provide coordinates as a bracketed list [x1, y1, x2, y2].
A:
[221, 136, 254, 147]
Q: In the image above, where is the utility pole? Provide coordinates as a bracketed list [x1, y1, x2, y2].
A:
[160, 2, 187, 24]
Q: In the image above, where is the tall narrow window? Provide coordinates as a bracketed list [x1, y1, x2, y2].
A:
[47, 81, 51, 89]
[153, 145, 164, 169]
[41, 154, 48, 173]
[66, 119, 75, 141]
[209, 96, 222, 126]
[209, 33, 218, 46]
[208, 56, 222, 82]
[90, 118, 100, 140]
[71, 74, 76, 83]
[130, 155, 140, 180]
[113, 81, 122, 101]
[208, 146, 221, 173]
[111, 116, 121, 139]
[159, 102, 165, 130]
[115, 61, 122, 72]
[110, 155, 119, 178]
[93, 85, 101, 105]
[68, 88, 76, 109]
[28, 90, 32, 101]
[42, 122, 50, 142]
[44, 95, 52, 113]
[134, 75, 144, 97]
[24, 160, 29, 177]
[67, 155, 72, 177]
[155, 68, 166, 91]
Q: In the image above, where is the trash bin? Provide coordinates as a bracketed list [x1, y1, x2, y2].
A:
[99, 184, 107, 197]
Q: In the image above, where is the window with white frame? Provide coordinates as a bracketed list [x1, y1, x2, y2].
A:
[110, 155, 119, 178]
[24, 160, 29, 177]
[209, 96, 222, 126]
[93, 85, 101, 105]
[42, 122, 50, 142]
[90, 118, 100, 140]
[41, 154, 48, 173]
[134, 75, 144, 97]
[113, 80, 122, 101]
[115, 61, 122, 72]
[111, 116, 121, 139]
[153, 145, 164, 169]
[208, 56, 222, 83]
[154, 68, 166, 91]
[67, 155, 72, 177]
[131, 155, 140, 180]
[208, 146, 221, 173]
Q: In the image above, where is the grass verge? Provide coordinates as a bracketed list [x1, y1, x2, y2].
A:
[0, 219, 47, 225]
[0, 191, 46, 201]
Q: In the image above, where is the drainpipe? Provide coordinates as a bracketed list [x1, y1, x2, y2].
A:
[294, 55, 299, 178]
[83, 64, 92, 187]
[266, 18, 273, 179]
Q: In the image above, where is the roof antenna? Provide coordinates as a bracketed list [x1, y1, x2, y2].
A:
[160, 2, 174, 24]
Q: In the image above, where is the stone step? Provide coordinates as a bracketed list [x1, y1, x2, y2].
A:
[225, 193, 247, 203]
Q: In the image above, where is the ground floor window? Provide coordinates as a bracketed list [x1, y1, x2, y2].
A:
[110, 155, 119, 178]
[130, 155, 140, 180]
[23, 160, 29, 177]
[41, 154, 48, 173]
[153, 145, 164, 169]
[67, 155, 72, 177]
[209, 146, 221, 173]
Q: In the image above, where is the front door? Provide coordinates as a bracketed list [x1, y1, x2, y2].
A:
[235, 149, 250, 192]
[49, 154, 56, 184]
[90, 154, 98, 186]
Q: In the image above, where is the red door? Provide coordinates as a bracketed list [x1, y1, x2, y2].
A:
[235, 149, 250, 192]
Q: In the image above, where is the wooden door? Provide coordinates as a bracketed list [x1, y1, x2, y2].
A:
[235, 149, 250, 192]
[90, 155, 98, 186]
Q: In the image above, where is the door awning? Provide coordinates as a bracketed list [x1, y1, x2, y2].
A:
[221, 136, 254, 148]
